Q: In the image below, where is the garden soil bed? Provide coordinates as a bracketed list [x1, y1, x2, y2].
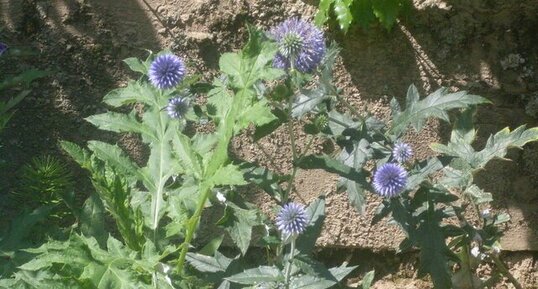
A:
[1, 0, 537, 287]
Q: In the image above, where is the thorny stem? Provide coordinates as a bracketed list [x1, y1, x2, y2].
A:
[284, 238, 296, 288]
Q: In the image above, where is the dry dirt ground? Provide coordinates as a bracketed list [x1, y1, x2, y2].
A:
[1, 0, 537, 288]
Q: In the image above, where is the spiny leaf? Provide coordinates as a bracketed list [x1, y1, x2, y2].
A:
[172, 133, 203, 179]
[236, 98, 277, 130]
[211, 164, 248, 187]
[60, 141, 91, 168]
[334, 0, 353, 32]
[432, 125, 538, 170]
[86, 111, 156, 141]
[372, 0, 402, 30]
[87, 141, 145, 186]
[314, 0, 335, 26]
[102, 81, 156, 107]
[388, 85, 489, 137]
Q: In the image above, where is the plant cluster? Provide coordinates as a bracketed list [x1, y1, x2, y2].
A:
[0, 17, 534, 289]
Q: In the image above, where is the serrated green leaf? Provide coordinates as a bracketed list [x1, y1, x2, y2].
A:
[463, 184, 492, 204]
[123, 57, 147, 75]
[451, 107, 476, 144]
[340, 139, 372, 169]
[220, 27, 279, 89]
[327, 110, 360, 136]
[240, 162, 286, 202]
[60, 141, 91, 168]
[217, 204, 258, 255]
[219, 53, 242, 77]
[172, 133, 203, 178]
[186, 252, 232, 273]
[389, 85, 489, 137]
[334, 0, 353, 32]
[211, 164, 248, 186]
[296, 154, 361, 182]
[314, 0, 335, 26]
[102, 81, 156, 107]
[87, 141, 145, 186]
[236, 98, 277, 130]
[406, 157, 445, 190]
[372, 0, 402, 30]
[433, 125, 538, 170]
[292, 88, 328, 118]
[226, 266, 284, 285]
[86, 111, 156, 141]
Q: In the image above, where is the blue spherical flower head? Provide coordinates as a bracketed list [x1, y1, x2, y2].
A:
[276, 202, 308, 237]
[166, 97, 189, 119]
[373, 163, 408, 197]
[149, 54, 186, 90]
[0, 42, 8, 56]
[392, 142, 413, 163]
[268, 18, 326, 73]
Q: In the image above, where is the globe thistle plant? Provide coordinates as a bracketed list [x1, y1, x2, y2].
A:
[392, 141, 413, 163]
[276, 202, 308, 237]
[372, 163, 408, 198]
[149, 54, 186, 90]
[166, 96, 190, 119]
[268, 18, 326, 73]
[0, 42, 7, 56]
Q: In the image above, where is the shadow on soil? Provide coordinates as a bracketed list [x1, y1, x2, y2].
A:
[0, 0, 161, 206]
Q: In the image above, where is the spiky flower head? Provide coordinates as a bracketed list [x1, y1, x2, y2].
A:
[276, 202, 308, 237]
[149, 54, 186, 90]
[0, 42, 8, 56]
[166, 96, 189, 119]
[372, 163, 408, 198]
[268, 18, 326, 73]
[392, 142, 413, 163]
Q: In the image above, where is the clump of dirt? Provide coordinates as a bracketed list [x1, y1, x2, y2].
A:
[1, 0, 538, 287]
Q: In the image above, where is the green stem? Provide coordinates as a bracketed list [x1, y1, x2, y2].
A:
[176, 87, 247, 272]
[176, 183, 211, 272]
[300, 135, 315, 159]
[492, 255, 523, 289]
[284, 238, 296, 288]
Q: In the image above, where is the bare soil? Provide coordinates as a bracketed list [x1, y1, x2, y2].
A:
[1, 0, 537, 287]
